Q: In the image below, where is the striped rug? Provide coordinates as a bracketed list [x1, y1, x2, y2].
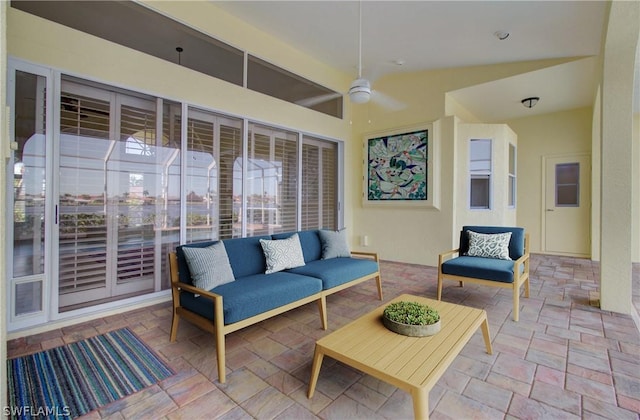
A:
[6, 328, 173, 419]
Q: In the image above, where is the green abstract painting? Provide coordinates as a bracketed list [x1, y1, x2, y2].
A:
[367, 129, 428, 201]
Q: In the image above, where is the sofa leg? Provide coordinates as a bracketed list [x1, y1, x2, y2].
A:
[318, 296, 328, 330]
[170, 312, 180, 342]
[376, 275, 383, 300]
[215, 329, 226, 383]
[437, 274, 443, 300]
[524, 277, 531, 298]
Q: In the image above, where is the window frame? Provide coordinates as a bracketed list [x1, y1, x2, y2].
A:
[508, 143, 517, 208]
[469, 138, 493, 210]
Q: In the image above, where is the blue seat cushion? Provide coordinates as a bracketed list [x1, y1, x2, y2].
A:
[180, 272, 322, 324]
[460, 226, 525, 260]
[287, 258, 378, 290]
[272, 230, 322, 263]
[441, 256, 518, 283]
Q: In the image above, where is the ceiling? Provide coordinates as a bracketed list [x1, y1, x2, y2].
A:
[215, 1, 612, 121]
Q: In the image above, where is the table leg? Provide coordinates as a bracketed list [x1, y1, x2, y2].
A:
[481, 317, 493, 355]
[411, 387, 430, 420]
[307, 345, 325, 398]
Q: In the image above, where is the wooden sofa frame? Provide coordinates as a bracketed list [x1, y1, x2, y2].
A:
[168, 250, 382, 383]
[437, 233, 530, 321]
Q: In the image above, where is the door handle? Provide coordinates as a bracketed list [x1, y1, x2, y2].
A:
[546, 209, 554, 212]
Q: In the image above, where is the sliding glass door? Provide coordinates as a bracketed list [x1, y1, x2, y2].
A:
[6, 60, 340, 331]
[58, 80, 180, 310]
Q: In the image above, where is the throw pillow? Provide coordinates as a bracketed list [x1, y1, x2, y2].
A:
[318, 228, 351, 259]
[466, 230, 512, 260]
[182, 242, 235, 291]
[259, 233, 306, 274]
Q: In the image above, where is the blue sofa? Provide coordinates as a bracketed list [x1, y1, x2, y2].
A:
[168, 230, 382, 383]
[437, 226, 530, 321]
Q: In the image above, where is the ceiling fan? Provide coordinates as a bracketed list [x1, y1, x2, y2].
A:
[348, 1, 405, 111]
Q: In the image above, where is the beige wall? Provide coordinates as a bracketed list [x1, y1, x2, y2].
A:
[507, 108, 593, 254]
[349, 60, 588, 266]
[455, 123, 517, 232]
[598, 0, 639, 314]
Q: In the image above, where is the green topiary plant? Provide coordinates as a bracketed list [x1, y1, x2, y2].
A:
[383, 301, 440, 326]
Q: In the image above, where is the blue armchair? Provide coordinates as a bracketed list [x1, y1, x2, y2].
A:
[437, 226, 530, 321]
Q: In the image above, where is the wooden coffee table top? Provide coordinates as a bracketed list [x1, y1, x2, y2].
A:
[313, 294, 492, 392]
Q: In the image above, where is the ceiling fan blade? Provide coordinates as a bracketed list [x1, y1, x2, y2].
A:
[371, 90, 406, 111]
[295, 92, 342, 108]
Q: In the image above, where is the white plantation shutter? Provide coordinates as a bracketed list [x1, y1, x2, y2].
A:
[301, 143, 320, 230]
[322, 144, 337, 229]
[219, 123, 242, 239]
[58, 91, 110, 297]
[274, 136, 298, 232]
[248, 123, 298, 235]
[186, 109, 243, 243]
[301, 136, 337, 230]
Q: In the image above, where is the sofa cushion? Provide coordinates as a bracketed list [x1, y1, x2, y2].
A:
[287, 258, 378, 289]
[222, 235, 271, 278]
[466, 230, 512, 260]
[318, 229, 351, 259]
[182, 242, 235, 290]
[260, 233, 306, 274]
[180, 272, 323, 324]
[272, 230, 322, 263]
[460, 226, 525, 260]
[441, 256, 521, 283]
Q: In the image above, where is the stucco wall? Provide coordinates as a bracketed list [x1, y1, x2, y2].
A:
[506, 108, 593, 255]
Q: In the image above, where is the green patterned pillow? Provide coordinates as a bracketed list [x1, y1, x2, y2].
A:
[259, 233, 306, 274]
[466, 230, 512, 260]
[182, 242, 235, 291]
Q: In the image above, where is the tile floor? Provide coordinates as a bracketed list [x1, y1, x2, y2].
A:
[7, 254, 640, 419]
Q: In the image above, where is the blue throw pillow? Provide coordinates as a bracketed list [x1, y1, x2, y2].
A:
[466, 230, 512, 260]
[318, 228, 351, 259]
[259, 233, 306, 274]
[182, 242, 235, 291]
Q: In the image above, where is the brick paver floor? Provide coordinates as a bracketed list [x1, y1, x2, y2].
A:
[7, 254, 640, 419]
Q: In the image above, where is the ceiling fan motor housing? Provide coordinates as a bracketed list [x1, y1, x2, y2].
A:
[349, 78, 371, 103]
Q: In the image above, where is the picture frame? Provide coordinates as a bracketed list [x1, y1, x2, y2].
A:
[363, 123, 438, 208]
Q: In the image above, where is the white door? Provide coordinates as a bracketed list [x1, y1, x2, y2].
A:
[543, 154, 591, 257]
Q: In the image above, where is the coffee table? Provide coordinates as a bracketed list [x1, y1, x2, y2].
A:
[307, 294, 492, 419]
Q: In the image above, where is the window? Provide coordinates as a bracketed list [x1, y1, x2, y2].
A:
[469, 139, 492, 209]
[301, 137, 337, 230]
[248, 55, 343, 118]
[11, 0, 244, 86]
[185, 108, 243, 243]
[8, 65, 341, 327]
[246, 123, 298, 236]
[556, 163, 580, 206]
[508, 143, 516, 207]
[12, 1, 343, 118]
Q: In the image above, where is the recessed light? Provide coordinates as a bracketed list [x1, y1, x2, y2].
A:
[393, 59, 405, 66]
[494, 31, 510, 41]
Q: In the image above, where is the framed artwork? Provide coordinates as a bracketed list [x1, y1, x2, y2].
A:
[364, 124, 438, 208]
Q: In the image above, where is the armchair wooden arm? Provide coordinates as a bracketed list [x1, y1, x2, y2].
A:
[351, 251, 380, 262]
